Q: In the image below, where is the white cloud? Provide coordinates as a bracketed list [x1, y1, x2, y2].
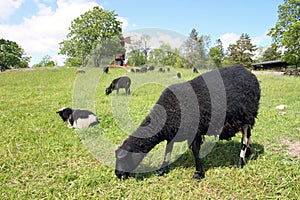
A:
[0, 0, 129, 65]
[0, 0, 25, 20]
[252, 31, 272, 47]
[219, 32, 272, 51]
[124, 29, 186, 49]
[117, 16, 128, 28]
[218, 33, 240, 50]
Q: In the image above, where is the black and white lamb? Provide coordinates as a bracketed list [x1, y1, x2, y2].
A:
[115, 65, 260, 179]
[56, 107, 99, 129]
[106, 76, 131, 95]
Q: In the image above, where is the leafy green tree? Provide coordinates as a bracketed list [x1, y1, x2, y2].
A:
[209, 39, 225, 67]
[65, 57, 82, 68]
[268, 0, 300, 66]
[59, 6, 122, 67]
[226, 33, 256, 68]
[209, 47, 222, 67]
[0, 38, 31, 71]
[261, 45, 282, 61]
[39, 55, 55, 67]
[91, 35, 125, 67]
[126, 34, 150, 66]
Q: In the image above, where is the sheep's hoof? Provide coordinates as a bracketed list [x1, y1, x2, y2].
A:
[193, 171, 205, 179]
[237, 157, 245, 168]
[156, 167, 169, 176]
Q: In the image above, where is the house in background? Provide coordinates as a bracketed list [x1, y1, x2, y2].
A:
[251, 60, 287, 71]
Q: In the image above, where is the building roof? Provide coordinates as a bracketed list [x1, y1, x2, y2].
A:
[251, 60, 286, 66]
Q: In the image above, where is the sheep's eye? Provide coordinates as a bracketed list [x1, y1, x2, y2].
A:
[116, 149, 128, 159]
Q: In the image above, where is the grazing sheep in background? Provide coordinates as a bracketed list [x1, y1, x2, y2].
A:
[193, 67, 199, 73]
[177, 72, 181, 78]
[130, 69, 135, 73]
[106, 76, 131, 95]
[76, 69, 85, 74]
[103, 66, 109, 74]
[115, 65, 260, 179]
[158, 68, 165, 73]
[148, 65, 155, 71]
[167, 68, 170, 72]
[56, 107, 99, 129]
[140, 67, 148, 73]
[135, 69, 140, 73]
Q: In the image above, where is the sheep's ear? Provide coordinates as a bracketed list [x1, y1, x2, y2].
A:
[116, 149, 128, 159]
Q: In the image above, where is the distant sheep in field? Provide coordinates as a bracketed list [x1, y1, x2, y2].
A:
[148, 65, 155, 71]
[158, 68, 165, 73]
[140, 67, 148, 73]
[115, 65, 261, 179]
[76, 69, 85, 74]
[130, 69, 135, 73]
[193, 67, 199, 73]
[56, 107, 99, 129]
[177, 72, 181, 78]
[103, 66, 109, 74]
[106, 76, 131, 95]
[167, 68, 170, 72]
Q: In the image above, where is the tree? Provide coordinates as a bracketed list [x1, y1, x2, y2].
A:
[0, 38, 31, 71]
[91, 35, 125, 67]
[59, 6, 122, 67]
[226, 33, 256, 68]
[126, 34, 150, 66]
[268, 0, 300, 66]
[209, 47, 222, 67]
[209, 39, 225, 67]
[261, 45, 282, 61]
[182, 28, 210, 68]
[39, 55, 55, 67]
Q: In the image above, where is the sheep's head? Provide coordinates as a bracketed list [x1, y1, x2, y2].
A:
[56, 107, 73, 121]
[115, 141, 145, 179]
[105, 88, 112, 95]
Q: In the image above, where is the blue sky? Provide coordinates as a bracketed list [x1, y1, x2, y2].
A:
[0, 0, 284, 66]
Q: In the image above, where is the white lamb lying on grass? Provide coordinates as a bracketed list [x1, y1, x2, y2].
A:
[56, 107, 99, 129]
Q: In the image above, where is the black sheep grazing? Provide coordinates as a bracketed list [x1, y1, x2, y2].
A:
[103, 66, 109, 74]
[140, 67, 148, 73]
[106, 76, 131, 95]
[177, 72, 181, 78]
[158, 68, 165, 73]
[115, 65, 260, 179]
[193, 67, 199, 73]
[148, 65, 155, 71]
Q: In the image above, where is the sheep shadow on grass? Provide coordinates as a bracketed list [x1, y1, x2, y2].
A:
[132, 140, 264, 180]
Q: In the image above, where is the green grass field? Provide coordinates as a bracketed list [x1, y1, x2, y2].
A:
[0, 67, 299, 199]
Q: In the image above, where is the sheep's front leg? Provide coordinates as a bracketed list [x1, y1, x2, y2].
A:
[238, 125, 252, 168]
[157, 141, 174, 176]
[191, 137, 205, 179]
[125, 87, 130, 95]
[127, 88, 130, 95]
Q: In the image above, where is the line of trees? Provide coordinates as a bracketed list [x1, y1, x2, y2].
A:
[1, 0, 298, 71]
[126, 30, 257, 69]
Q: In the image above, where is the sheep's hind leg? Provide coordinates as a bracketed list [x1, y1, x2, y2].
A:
[191, 137, 205, 179]
[238, 125, 252, 168]
[157, 141, 174, 176]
